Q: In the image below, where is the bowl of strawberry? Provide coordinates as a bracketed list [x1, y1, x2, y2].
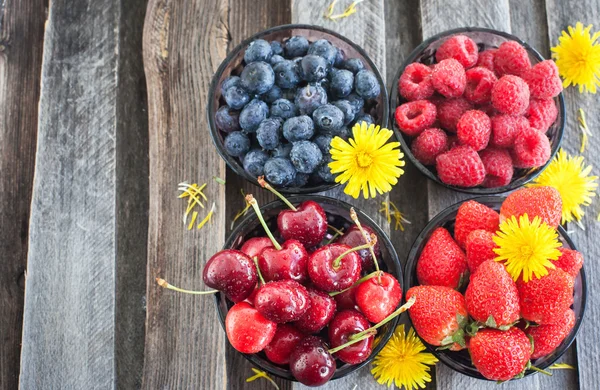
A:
[391, 27, 565, 193]
[202, 188, 405, 386]
[403, 187, 586, 381]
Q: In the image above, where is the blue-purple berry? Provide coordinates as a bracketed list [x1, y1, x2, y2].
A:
[224, 86, 250, 110]
[244, 39, 273, 63]
[343, 58, 365, 74]
[290, 141, 323, 174]
[256, 118, 283, 150]
[295, 84, 327, 115]
[239, 99, 268, 132]
[270, 98, 297, 120]
[312, 104, 344, 133]
[264, 157, 297, 186]
[355, 69, 380, 99]
[330, 69, 354, 98]
[300, 55, 329, 82]
[283, 115, 315, 142]
[285, 36, 309, 57]
[273, 60, 301, 89]
[243, 149, 269, 177]
[308, 39, 337, 66]
[215, 106, 241, 133]
[224, 131, 250, 157]
[332, 100, 356, 126]
[241, 61, 275, 94]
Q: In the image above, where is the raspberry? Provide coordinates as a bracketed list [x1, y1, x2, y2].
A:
[512, 126, 551, 168]
[395, 100, 437, 136]
[465, 230, 498, 273]
[437, 97, 473, 132]
[490, 115, 529, 148]
[457, 110, 491, 151]
[479, 147, 514, 187]
[436, 145, 486, 187]
[476, 49, 497, 73]
[494, 41, 531, 77]
[454, 200, 500, 248]
[464, 67, 498, 104]
[527, 98, 558, 133]
[523, 60, 563, 99]
[432, 59, 467, 98]
[399, 63, 434, 101]
[554, 248, 584, 278]
[491, 75, 530, 115]
[435, 35, 479, 69]
[479, 103, 497, 117]
[411, 128, 449, 165]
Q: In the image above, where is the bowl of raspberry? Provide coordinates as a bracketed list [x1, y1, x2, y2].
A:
[213, 194, 404, 385]
[208, 24, 388, 194]
[391, 27, 566, 194]
[403, 190, 586, 381]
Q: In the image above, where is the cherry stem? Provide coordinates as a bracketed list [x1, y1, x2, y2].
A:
[530, 365, 553, 376]
[257, 176, 297, 211]
[332, 234, 377, 269]
[156, 278, 218, 295]
[328, 329, 377, 355]
[349, 295, 416, 341]
[253, 256, 266, 285]
[246, 194, 282, 251]
[350, 208, 381, 277]
[327, 224, 345, 236]
[329, 271, 382, 296]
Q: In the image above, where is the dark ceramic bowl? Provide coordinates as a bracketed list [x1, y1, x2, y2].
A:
[390, 27, 566, 194]
[208, 24, 389, 194]
[215, 195, 402, 381]
[403, 196, 586, 380]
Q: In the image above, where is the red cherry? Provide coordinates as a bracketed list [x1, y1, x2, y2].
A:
[355, 272, 402, 323]
[278, 200, 328, 247]
[202, 249, 257, 302]
[258, 239, 309, 282]
[328, 310, 374, 364]
[336, 225, 380, 271]
[289, 336, 336, 386]
[294, 288, 337, 333]
[308, 243, 362, 292]
[254, 280, 311, 323]
[264, 324, 304, 365]
[240, 236, 274, 258]
[333, 285, 359, 311]
[225, 301, 277, 353]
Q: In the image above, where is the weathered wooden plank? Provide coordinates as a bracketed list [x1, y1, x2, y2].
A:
[509, 0, 550, 56]
[544, 2, 600, 389]
[140, 0, 229, 388]
[0, 0, 46, 388]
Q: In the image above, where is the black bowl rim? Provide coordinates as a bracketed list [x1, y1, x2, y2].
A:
[389, 26, 566, 195]
[402, 195, 587, 380]
[207, 23, 390, 195]
[213, 194, 403, 381]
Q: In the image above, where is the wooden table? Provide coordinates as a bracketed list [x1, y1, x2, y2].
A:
[3, 0, 598, 389]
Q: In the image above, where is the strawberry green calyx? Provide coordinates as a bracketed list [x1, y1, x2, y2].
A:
[439, 313, 469, 350]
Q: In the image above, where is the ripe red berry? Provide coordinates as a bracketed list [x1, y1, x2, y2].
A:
[437, 97, 473, 133]
[308, 243, 362, 292]
[416, 227, 468, 289]
[494, 41, 531, 77]
[289, 336, 336, 386]
[527, 98, 558, 133]
[411, 127, 449, 165]
[490, 114, 529, 148]
[294, 288, 337, 333]
[436, 145, 486, 187]
[517, 268, 574, 324]
[464, 67, 498, 104]
[240, 236, 274, 258]
[203, 249, 258, 303]
[264, 324, 304, 365]
[254, 279, 311, 323]
[479, 147, 514, 188]
[470, 327, 531, 381]
[395, 100, 437, 136]
[523, 60, 563, 99]
[512, 126, 551, 168]
[476, 49, 497, 73]
[465, 230, 498, 273]
[432, 59, 467, 98]
[399, 62, 434, 101]
[355, 272, 402, 323]
[491, 75, 530, 115]
[457, 110, 492, 151]
[554, 248, 584, 278]
[278, 200, 327, 247]
[500, 186, 562, 228]
[526, 309, 575, 359]
[328, 310, 374, 364]
[225, 301, 277, 353]
[435, 35, 479, 68]
[454, 200, 500, 249]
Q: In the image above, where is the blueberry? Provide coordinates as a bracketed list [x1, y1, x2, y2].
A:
[295, 84, 327, 115]
[264, 157, 296, 186]
[312, 104, 344, 133]
[243, 149, 269, 177]
[271, 143, 293, 158]
[300, 55, 329, 82]
[334, 48, 345, 67]
[224, 86, 250, 110]
[346, 93, 365, 113]
[270, 98, 297, 120]
[314, 134, 333, 155]
[288, 172, 310, 187]
[239, 99, 268, 132]
[308, 39, 337, 66]
[260, 85, 282, 104]
[270, 41, 284, 56]
[285, 36, 309, 57]
[354, 112, 374, 126]
[256, 118, 282, 150]
[343, 58, 365, 74]
[270, 54, 285, 65]
[223, 131, 250, 157]
[326, 126, 350, 140]
[319, 77, 331, 94]
[244, 39, 272, 63]
[330, 69, 354, 98]
[273, 60, 301, 89]
[215, 106, 240, 133]
[220, 75, 241, 95]
[241, 61, 275, 94]
[290, 141, 323, 174]
[332, 100, 356, 126]
[283, 115, 315, 142]
[316, 157, 336, 183]
[355, 70, 380, 99]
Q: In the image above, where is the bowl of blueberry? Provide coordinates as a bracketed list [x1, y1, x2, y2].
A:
[208, 24, 388, 193]
[390, 27, 565, 194]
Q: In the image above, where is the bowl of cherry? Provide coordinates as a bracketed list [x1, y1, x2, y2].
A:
[204, 186, 404, 386]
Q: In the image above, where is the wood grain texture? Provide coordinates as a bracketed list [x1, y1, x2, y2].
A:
[544, 2, 600, 389]
[509, 0, 549, 56]
[141, 0, 229, 388]
[0, 0, 46, 388]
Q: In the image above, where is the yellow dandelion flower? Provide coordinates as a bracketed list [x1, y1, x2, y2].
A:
[371, 325, 438, 389]
[528, 149, 598, 223]
[551, 22, 600, 93]
[329, 122, 405, 199]
[493, 214, 562, 282]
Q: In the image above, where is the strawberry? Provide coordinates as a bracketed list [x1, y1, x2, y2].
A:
[406, 285, 468, 350]
[470, 327, 531, 381]
[454, 200, 500, 248]
[416, 227, 468, 289]
[465, 260, 520, 328]
[553, 248, 583, 278]
[500, 186, 562, 228]
[465, 229, 498, 273]
[526, 309, 575, 359]
[517, 268, 574, 324]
